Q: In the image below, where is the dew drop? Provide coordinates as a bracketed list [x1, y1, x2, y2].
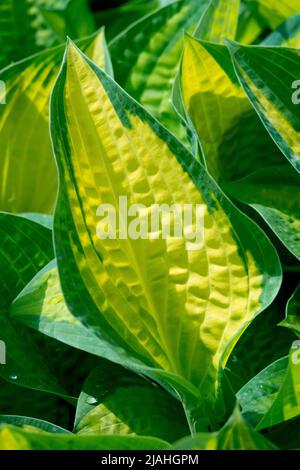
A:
[86, 396, 98, 405]
[9, 373, 18, 380]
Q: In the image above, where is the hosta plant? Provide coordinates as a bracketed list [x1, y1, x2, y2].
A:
[0, 0, 300, 451]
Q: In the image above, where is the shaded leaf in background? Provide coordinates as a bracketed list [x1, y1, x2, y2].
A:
[262, 13, 300, 47]
[75, 362, 189, 441]
[0, 212, 95, 410]
[0, 378, 72, 430]
[248, 0, 300, 29]
[0, 29, 111, 213]
[0, 213, 65, 395]
[255, 344, 300, 430]
[10, 258, 102, 401]
[225, 303, 293, 393]
[228, 41, 300, 174]
[0, 0, 59, 69]
[40, 0, 96, 41]
[224, 165, 300, 260]
[236, 1, 266, 44]
[109, 0, 211, 149]
[0, 425, 171, 450]
[280, 284, 300, 336]
[93, 0, 175, 41]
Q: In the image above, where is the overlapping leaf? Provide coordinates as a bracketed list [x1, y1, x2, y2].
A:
[0, 378, 71, 429]
[237, 357, 288, 427]
[279, 284, 300, 337]
[0, 29, 111, 213]
[94, 0, 175, 41]
[224, 166, 300, 260]
[263, 14, 300, 47]
[228, 41, 300, 174]
[0, 212, 65, 394]
[75, 362, 189, 441]
[0, 0, 59, 69]
[109, 0, 211, 148]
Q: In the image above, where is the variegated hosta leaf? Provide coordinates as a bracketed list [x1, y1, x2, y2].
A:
[180, 35, 300, 260]
[109, 0, 210, 149]
[227, 41, 300, 174]
[194, 0, 240, 42]
[75, 362, 189, 441]
[0, 0, 59, 69]
[279, 284, 300, 336]
[50, 41, 281, 407]
[0, 425, 170, 450]
[247, 0, 300, 29]
[39, 0, 95, 41]
[173, 406, 277, 450]
[262, 13, 300, 47]
[0, 29, 111, 214]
